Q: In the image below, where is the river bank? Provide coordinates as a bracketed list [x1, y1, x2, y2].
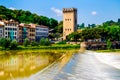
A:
[0, 48, 80, 55]
[95, 49, 120, 53]
[0, 44, 80, 51]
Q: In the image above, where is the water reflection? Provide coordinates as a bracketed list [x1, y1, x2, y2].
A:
[26, 50, 78, 80]
[0, 50, 64, 80]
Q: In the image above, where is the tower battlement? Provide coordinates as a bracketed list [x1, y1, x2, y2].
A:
[63, 8, 77, 13]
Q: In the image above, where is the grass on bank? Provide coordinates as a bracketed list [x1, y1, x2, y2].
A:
[0, 44, 80, 51]
[0, 47, 80, 55]
[95, 49, 120, 53]
[18, 44, 80, 50]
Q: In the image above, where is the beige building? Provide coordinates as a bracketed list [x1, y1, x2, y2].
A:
[18, 23, 36, 43]
[18, 23, 30, 43]
[63, 8, 77, 40]
[29, 23, 36, 42]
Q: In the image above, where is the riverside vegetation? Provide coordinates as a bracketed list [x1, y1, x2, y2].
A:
[0, 38, 80, 50]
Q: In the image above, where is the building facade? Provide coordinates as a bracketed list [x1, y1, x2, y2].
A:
[18, 23, 30, 43]
[0, 20, 49, 43]
[29, 24, 36, 42]
[36, 25, 49, 42]
[3, 20, 19, 41]
[63, 8, 77, 40]
[0, 21, 4, 38]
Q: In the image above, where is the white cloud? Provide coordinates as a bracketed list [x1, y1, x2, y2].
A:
[9, 7, 16, 10]
[91, 11, 97, 15]
[51, 7, 62, 17]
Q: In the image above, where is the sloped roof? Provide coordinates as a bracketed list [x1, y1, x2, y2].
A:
[36, 25, 48, 28]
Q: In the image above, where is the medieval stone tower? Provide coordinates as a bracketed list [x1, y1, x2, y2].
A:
[63, 8, 77, 40]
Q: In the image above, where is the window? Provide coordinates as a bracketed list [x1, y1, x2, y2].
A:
[19, 28, 22, 30]
[8, 32, 10, 35]
[14, 28, 16, 31]
[0, 30, 2, 33]
[36, 28, 39, 30]
[5, 28, 7, 30]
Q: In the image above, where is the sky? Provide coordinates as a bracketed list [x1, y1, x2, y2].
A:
[0, 0, 120, 25]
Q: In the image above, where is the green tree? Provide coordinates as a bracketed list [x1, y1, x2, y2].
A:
[39, 38, 51, 46]
[81, 28, 101, 41]
[67, 32, 80, 42]
[10, 40, 18, 49]
[0, 38, 10, 49]
[106, 39, 112, 50]
[80, 23, 85, 29]
[39, 38, 45, 46]
[57, 21, 63, 33]
[31, 41, 39, 46]
[23, 38, 30, 47]
[49, 18, 58, 29]
[44, 38, 51, 46]
[49, 34, 55, 40]
[39, 16, 50, 26]
[0, 15, 7, 20]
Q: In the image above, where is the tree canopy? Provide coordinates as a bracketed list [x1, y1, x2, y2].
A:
[0, 5, 58, 29]
[68, 19, 120, 42]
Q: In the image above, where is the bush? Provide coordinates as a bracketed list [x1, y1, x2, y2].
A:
[23, 38, 30, 47]
[10, 40, 18, 49]
[0, 38, 10, 49]
[44, 38, 51, 46]
[31, 41, 39, 46]
[56, 41, 66, 44]
[39, 38, 45, 45]
[39, 38, 51, 46]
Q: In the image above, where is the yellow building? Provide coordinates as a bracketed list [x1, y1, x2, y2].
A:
[63, 8, 77, 40]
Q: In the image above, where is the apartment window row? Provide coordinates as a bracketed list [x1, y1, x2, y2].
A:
[5, 28, 17, 31]
[36, 32, 48, 36]
[36, 28, 48, 31]
[19, 28, 27, 30]
[65, 19, 71, 21]
[5, 36, 16, 39]
[30, 29, 35, 32]
[30, 34, 35, 36]
[6, 24, 17, 26]
[65, 28, 71, 31]
[5, 32, 17, 35]
[19, 28, 24, 30]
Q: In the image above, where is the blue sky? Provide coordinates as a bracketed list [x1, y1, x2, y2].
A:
[0, 0, 120, 25]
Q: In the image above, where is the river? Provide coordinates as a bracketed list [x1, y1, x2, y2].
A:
[0, 50, 120, 80]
